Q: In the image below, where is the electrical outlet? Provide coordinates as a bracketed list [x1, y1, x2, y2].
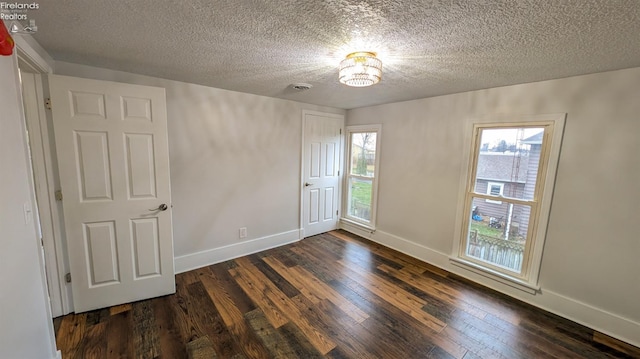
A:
[239, 227, 247, 239]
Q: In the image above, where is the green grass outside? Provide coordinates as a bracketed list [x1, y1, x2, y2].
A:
[470, 221, 526, 241]
[351, 179, 372, 207]
[469, 221, 504, 238]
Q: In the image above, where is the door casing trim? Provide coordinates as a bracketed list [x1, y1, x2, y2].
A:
[16, 38, 73, 315]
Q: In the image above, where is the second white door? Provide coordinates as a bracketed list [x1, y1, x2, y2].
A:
[302, 111, 343, 238]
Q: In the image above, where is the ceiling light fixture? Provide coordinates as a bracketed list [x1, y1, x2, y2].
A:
[339, 52, 382, 87]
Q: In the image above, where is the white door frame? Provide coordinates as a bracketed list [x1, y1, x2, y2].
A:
[16, 39, 73, 315]
[299, 110, 345, 238]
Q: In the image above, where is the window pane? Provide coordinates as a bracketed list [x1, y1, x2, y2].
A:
[474, 127, 544, 201]
[350, 132, 377, 177]
[348, 177, 372, 221]
[467, 200, 532, 273]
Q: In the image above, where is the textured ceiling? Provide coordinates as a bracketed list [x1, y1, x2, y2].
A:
[21, 0, 640, 109]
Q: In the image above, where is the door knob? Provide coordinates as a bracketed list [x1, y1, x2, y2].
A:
[304, 182, 313, 187]
[149, 203, 168, 211]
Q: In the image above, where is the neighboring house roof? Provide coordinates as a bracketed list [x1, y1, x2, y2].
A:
[521, 131, 544, 144]
[477, 153, 529, 183]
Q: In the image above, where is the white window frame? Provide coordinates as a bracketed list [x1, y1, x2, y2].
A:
[342, 125, 382, 229]
[485, 182, 504, 204]
[451, 113, 565, 293]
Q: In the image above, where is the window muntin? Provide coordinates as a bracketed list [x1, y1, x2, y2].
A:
[344, 127, 380, 227]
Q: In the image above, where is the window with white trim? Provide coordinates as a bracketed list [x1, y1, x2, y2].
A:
[343, 125, 381, 228]
[485, 182, 504, 204]
[452, 114, 565, 291]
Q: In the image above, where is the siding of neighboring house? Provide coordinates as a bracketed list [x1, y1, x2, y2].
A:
[473, 153, 530, 236]
[518, 138, 543, 236]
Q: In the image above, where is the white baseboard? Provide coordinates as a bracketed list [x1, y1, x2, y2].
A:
[55, 350, 62, 359]
[174, 229, 301, 274]
[340, 221, 640, 348]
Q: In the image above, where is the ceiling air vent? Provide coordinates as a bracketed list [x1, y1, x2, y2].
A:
[291, 83, 313, 91]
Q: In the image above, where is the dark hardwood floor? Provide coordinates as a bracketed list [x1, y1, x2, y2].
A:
[53, 230, 640, 358]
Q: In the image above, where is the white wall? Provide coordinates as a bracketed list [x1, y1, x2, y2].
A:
[346, 67, 640, 346]
[0, 55, 58, 358]
[54, 61, 344, 270]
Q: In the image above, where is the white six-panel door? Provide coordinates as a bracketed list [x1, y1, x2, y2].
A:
[49, 75, 175, 312]
[302, 112, 343, 237]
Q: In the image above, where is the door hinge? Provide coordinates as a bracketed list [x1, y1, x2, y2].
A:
[336, 210, 339, 215]
[65, 273, 71, 283]
[45, 98, 52, 110]
[340, 128, 342, 134]
[338, 170, 340, 176]
[55, 190, 63, 201]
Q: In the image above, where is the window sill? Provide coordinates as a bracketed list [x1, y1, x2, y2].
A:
[340, 217, 375, 232]
[449, 257, 540, 295]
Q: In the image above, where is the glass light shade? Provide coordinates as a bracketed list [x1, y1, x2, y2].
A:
[339, 52, 382, 87]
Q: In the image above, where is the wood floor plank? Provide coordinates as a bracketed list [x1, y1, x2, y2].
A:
[263, 255, 369, 323]
[226, 266, 290, 329]
[53, 316, 63, 336]
[516, 314, 617, 359]
[329, 281, 436, 356]
[329, 230, 428, 270]
[186, 281, 238, 358]
[152, 295, 189, 359]
[247, 253, 300, 298]
[593, 332, 640, 357]
[277, 322, 325, 359]
[442, 325, 508, 359]
[289, 265, 369, 323]
[77, 321, 107, 359]
[197, 267, 253, 328]
[263, 255, 322, 304]
[109, 303, 132, 316]
[327, 274, 463, 358]
[177, 270, 201, 286]
[56, 313, 86, 359]
[378, 263, 488, 320]
[85, 308, 110, 327]
[278, 245, 336, 283]
[203, 265, 256, 316]
[336, 258, 446, 332]
[132, 300, 160, 359]
[232, 257, 337, 355]
[186, 336, 217, 359]
[413, 264, 523, 325]
[52, 231, 637, 359]
[245, 308, 298, 358]
[289, 294, 377, 359]
[168, 278, 201, 344]
[106, 311, 133, 359]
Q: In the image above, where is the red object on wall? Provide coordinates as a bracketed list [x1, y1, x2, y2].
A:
[0, 20, 15, 56]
